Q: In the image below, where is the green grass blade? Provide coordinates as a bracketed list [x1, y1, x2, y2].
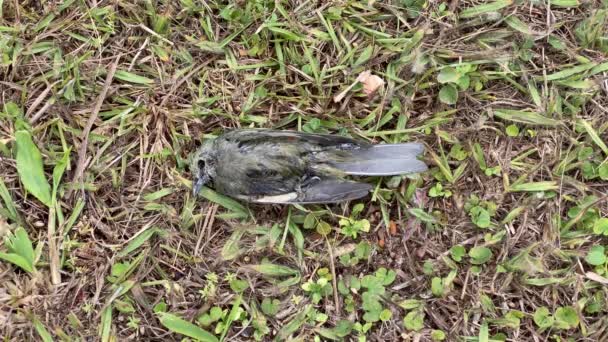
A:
[493, 109, 561, 126]
[244, 263, 300, 277]
[158, 312, 219, 342]
[459, 0, 513, 19]
[551, 0, 579, 7]
[408, 208, 438, 223]
[99, 305, 113, 342]
[541, 63, 596, 81]
[578, 119, 608, 155]
[508, 181, 558, 192]
[0, 177, 19, 222]
[275, 305, 313, 341]
[114, 70, 154, 84]
[117, 227, 162, 258]
[31, 316, 54, 342]
[198, 186, 249, 218]
[63, 198, 85, 236]
[504, 16, 532, 35]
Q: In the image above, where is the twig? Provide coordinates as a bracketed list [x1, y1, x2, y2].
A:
[71, 56, 120, 189]
[326, 238, 341, 317]
[26, 80, 61, 118]
[48, 203, 60, 285]
[137, 23, 175, 46]
[195, 203, 218, 256]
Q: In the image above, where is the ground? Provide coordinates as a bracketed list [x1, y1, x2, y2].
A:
[1, 0, 608, 341]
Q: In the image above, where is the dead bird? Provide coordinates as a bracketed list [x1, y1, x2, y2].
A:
[190, 128, 428, 204]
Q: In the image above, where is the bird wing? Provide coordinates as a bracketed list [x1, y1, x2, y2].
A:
[221, 128, 370, 150]
[250, 179, 372, 204]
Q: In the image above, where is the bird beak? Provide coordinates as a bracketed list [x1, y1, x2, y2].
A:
[192, 174, 209, 197]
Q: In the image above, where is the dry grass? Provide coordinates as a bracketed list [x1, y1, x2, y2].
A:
[1, 0, 608, 341]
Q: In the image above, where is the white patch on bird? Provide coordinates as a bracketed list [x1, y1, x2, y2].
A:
[254, 193, 298, 203]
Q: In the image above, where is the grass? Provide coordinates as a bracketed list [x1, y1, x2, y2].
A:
[1, 0, 608, 341]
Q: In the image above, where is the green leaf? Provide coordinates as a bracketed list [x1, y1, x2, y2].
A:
[114, 70, 154, 84]
[1, 226, 35, 273]
[505, 124, 519, 137]
[0, 252, 34, 273]
[548, 35, 567, 50]
[15, 130, 51, 206]
[379, 309, 392, 321]
[437, 67, 460, 83]
[533, 307, 554, 328]
[593, 218, 608, 235]
[431, 277, 444, 297]
[316, 220, 332, 236]
[158, 312, 219, 342]
[303, 213, 316, 229]
[438, 84, 458, 105]
[431, 329, 446, 341]
[450, 245, 466, 262]
[459, 0, 513, 19]
[470, 206, 491, 228]
[585, 245, 606, 266]
[403, 310, 425, 331]
[449, 144, 468, 161]
[599, 163, 608, 180]
[493, 109, 561, 126]
[469, 246, 492, 264]
[229, 278, 248, 293]
[333, 320, 354, 337]
[554, 306, 579, 330]
[261, 298, 280, 316]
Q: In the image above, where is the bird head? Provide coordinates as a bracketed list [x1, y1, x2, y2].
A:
[190, 139, 216, 196]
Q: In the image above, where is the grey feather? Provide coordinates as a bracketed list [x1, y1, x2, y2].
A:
[328, 142, 428, 176]
[333, 158, 428, 176]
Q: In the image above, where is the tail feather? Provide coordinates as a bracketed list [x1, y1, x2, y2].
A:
[330, 142, 428, 176]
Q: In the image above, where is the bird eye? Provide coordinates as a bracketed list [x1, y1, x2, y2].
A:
[198, 160, 205, 170]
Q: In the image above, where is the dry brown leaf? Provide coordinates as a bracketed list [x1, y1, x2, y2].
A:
[585, 271, 608, 285]
[333, 243, 357, 257]
[389, 221, 398, 236]
[0, 218, 9, 239]
[333, 70, 385, 102]
[358, 71, 385, 96]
